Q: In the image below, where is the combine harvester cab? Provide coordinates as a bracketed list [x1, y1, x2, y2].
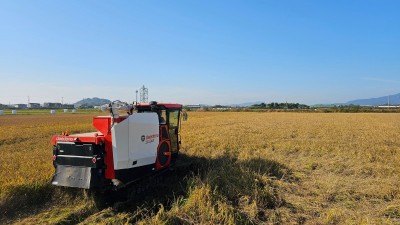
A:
[51, 101, 185, 191]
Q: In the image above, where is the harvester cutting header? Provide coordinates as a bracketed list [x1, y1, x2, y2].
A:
[51, 101, 186, 191]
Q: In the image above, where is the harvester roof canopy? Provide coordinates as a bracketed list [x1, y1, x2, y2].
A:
[137, 103, 182, 109]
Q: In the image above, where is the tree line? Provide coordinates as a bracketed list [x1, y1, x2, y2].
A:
[250, 102, 310, 109]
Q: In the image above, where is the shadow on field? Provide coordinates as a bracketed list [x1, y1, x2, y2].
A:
[0, 182, 91, 223]
[0, 153, 295, 224]
[91, 153, 295, 223]
[0, 183, 51, 220]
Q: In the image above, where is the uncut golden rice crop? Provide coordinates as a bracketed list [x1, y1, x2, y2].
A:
[1, 112, 400, 224]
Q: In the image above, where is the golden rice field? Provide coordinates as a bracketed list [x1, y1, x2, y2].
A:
[1, 112, 400, 224]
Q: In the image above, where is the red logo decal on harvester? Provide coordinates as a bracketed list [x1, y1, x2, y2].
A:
[141, 133, 159, 144]
[55, 137, 75, 142]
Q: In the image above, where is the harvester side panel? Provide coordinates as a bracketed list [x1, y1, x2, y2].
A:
[128, 113, 159, 167]
[111, 113, 159, 170]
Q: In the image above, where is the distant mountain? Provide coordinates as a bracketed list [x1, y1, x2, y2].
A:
[345, 93, 400, 106]
[74, 97, 111, 107]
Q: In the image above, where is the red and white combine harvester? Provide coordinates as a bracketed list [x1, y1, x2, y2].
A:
[51, 101, 187, 191]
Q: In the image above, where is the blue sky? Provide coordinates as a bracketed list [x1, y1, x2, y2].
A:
[0, 1, 399, 105]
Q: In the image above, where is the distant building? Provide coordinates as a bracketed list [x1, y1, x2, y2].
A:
[62, 104, 75, 109]
[27, 103, 41, 108]
[377, 105, 400, 108]
[185, 105, 202, 110]
[43, 102, 62, 108]
[13, 104, 27, 109]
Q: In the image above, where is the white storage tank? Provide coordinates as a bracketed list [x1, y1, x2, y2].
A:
[63, 109, 68, 113]
[50, 110, 56, 114]
[12, 110, 17, 115]
[72, 109, 77, 113]
[0, 110, 3, 115]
